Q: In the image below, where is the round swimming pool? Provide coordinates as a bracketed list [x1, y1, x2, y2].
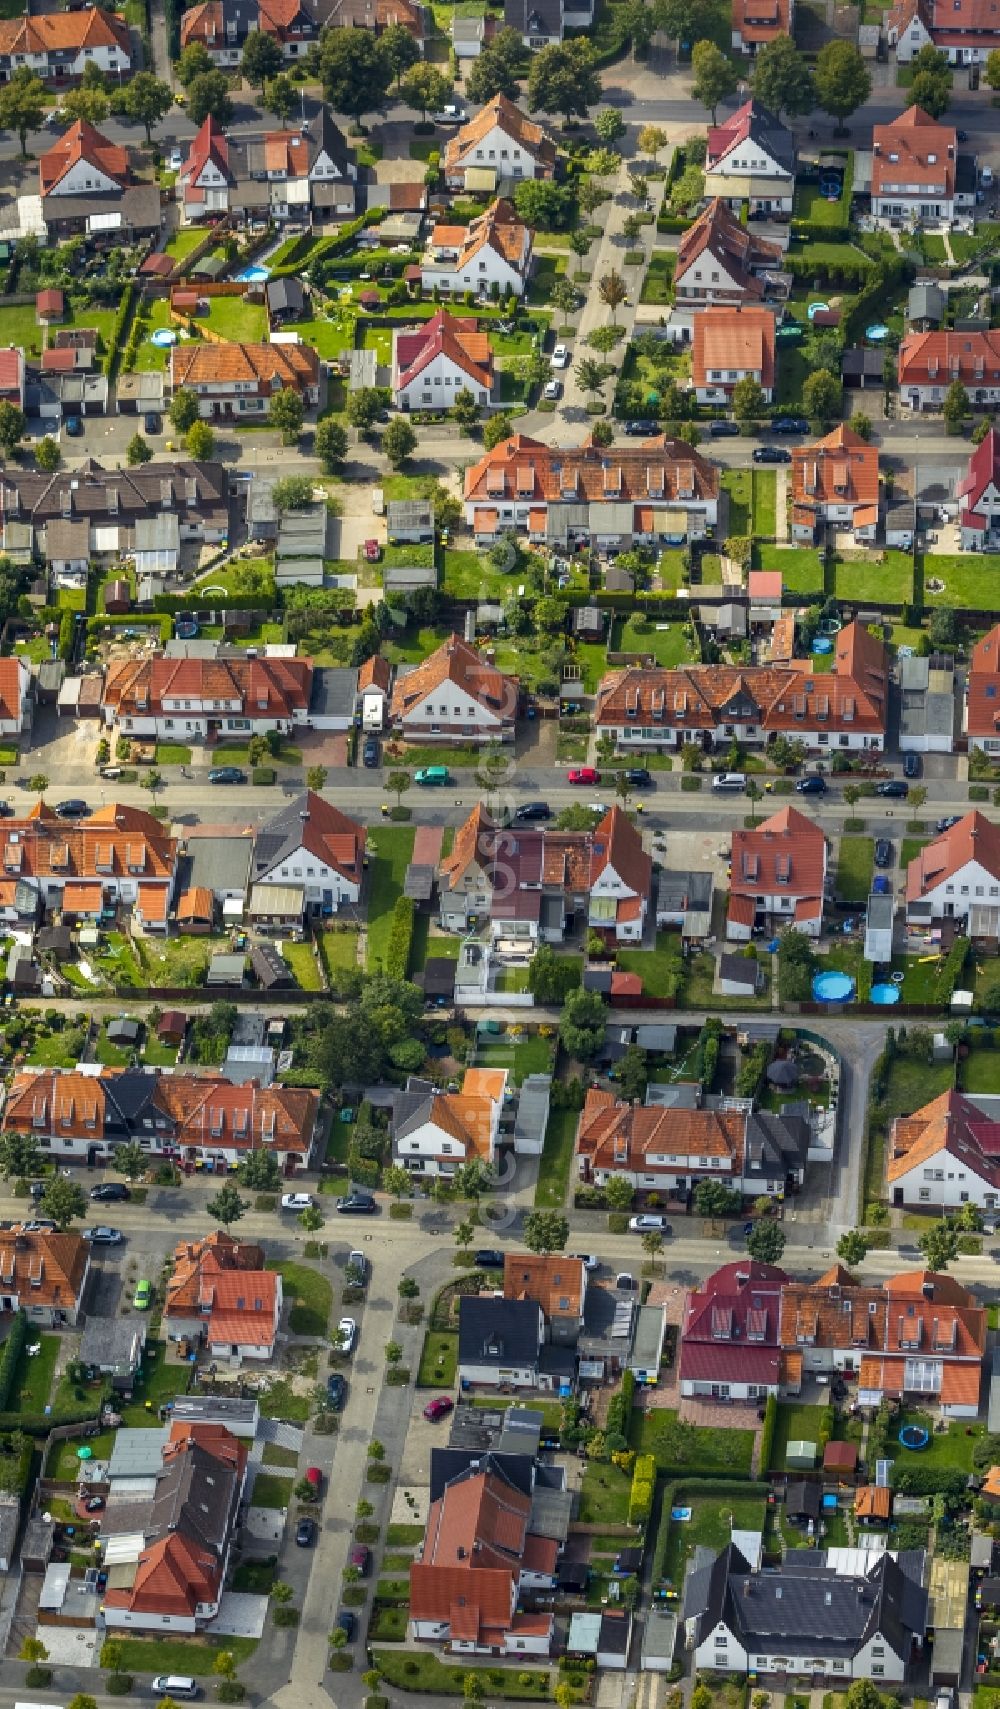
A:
[870, 983, 901, 1005]
[150, 328, 177, 347]
[812, 637, 833, 655]
[899, 1424, 930, 1450]
[812, 970, 855, 1002]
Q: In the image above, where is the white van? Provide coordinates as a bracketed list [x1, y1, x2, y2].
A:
[712, 772, 746, 792]
[151, 1677, 200, 1699]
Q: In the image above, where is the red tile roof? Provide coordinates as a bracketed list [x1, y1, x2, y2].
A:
[905, 809, 1000, 901]
[675, 198, 781, 300]
[464, 433, 719, 509]
[965, 623, 1000, 738]
[180, 115, 232, 190]
[40, 118, 130, 195]
[899, 329, 1000, 390]
[444, 95, 556, 178]
[577, 1086, 746, 1177]
[889, 1088, 1000, 1189]
[391, 633, 517, 723]
[395, 308, 493, 393]
[590, 805, 651, 900]
[692, 304, 775, 393]
[103, 655, 312, 724]
[730, 806, 826, 907]
[872, 105, 956, 200]
[170, 339, 319, 395]
[792, 425, 880, 514]
[732, 0, 790, 45]
[0, 6, 129, 58]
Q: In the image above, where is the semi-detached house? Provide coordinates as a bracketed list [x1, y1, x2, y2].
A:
[179, 0, 317, 64]
[0, 1226, 90, 1326]
[888, 1088, 1000, 1211]
[169, 340, 320, 421]
[249, 789, 365, 917]
[0, 801, 176, 930]
[871, 105, 956, 229]
[392, 1067, 508, 1178]
[101, 654, 313, 742]
[392, 309, 494, 412]
[704, 99, 795, 216]
[390, 633, 518, 745]
[164, 1230, 281, 1363]
[444, 95, 556, 189]
[958, 428, 1000, 548]
[887, 0, 1000, 62]
[575, 1086, 809, 1200]
[39, 119, 161, 241]
[0, 6, 131, 82]
[791, 425, 880, 545]
[692, 304, 776, 405]
[421, 198, 532, 298]
[897, 329, 1000, 411]
[679, 1260, 790, 1402]
[673, 199, 783, 307]
[726, 805, 827, 940]
[904, 810, 1000, 932]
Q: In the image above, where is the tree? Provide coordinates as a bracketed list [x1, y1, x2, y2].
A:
[919, 1220, 958, 1271]
[622, 212, 642, 245]
[836, 1229, 870, 1267]
[241, 29, 283, 88]
[813, 40, 871, 132]
[19, 1637, 48, 1665]
[272, 475, 314, 512]
[382, 1164, 411, 1200]
[306, 765, 327, 792]
[121, 71, 173, 142]
[751, 36, 815, 119]
[264, 73, 297, 123]
[527, 40, 602, 121]
[206, 1182, 247, 1229]
[464, 1675, 485, 1705]
[559, 987, 607, 1059]
[383, 417, 417, 468]
[0, 401, 25, 459]
[618, 1042, 647, 1102]
[802, 367, 842, 425]
[691, 39, 737, 123]
[466, 28, 525, 103]
[909, 74, 950, 118]
[513, 177, 574, 230]
[747, 1220, 786, 1264]
[909, 784, 928, 815]
[605, 1175, 634, 1211]
[732, 375, 765, 423]
[169, 387, 200, 434]
[595, 107, 627, 145]
[35, 436, 60, 473]
[579, 177, 610, 219]
[987, 47, 1000, 89]
[943, 379, 969, 427]
[387, 769, 410, 810]
[637, 123, 668, 161]
[598, 269, 627, 324]
[385, 1340, 403, 1367]
[973, 416, 993, 446]
[239, 1150, 282, 1193]
[527, 943, 583, 1004]
[126, 432, 152, 467]
[848, 412, 872, 441]
[39, 1176, 86, 1229]
[642, 1229, 664, 1272]
[628, 170, 648, 206]
[844, 1684, 884, 1709]
[186, 420, 215, 460]
[483, 412, 514, 452]
[382, 20, 421, 88]
[114, 1140, 147, 1183]
[929, 606, 959, 648]
[27, 773, 48, 797]
[176, 41, 214, 86]
[213, 1653, 238, 1686]
[620, 0, 658, 54]
[315, 415, 348, 471]
[68, 1697, 98, 1709]
[187, 71, 234, 128]
[400, 63, 451, 121]
[319, 27, 392, 123]
[453, 388, 480, 431]
[269, 387, 305, 446]
[576, 355, 608, 401]
[454, 1217, 475, 1257]
[522, 1211, 570, 1254]
[63, 86, 109, 125]
[0, 1132, 39, 1181]
[0, 68, 46, 155]
[346, 387, 385, 435]
[693, 1179, 742, 1218]
[103, 1640, 127, 1684]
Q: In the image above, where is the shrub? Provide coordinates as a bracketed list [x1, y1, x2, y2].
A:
[759, 1393, 777, 1471]
[606, 1371, 635, 1438]
[0, 1311, 26, 1410]
[628, 1453, 656, 1526]
[273, 1605, 300, 1627]
[217, 1683, 246, 1702]
[385, 895, 415, 980]
[106, 1676, 133, 1695]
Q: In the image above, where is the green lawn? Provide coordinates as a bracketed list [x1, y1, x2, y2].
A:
[834, 550, 914, 606]
[100, 1638, 258, 1677]
[899, 836, 928, 871]
[616, 931, 684, 999]
[383, 624, 452, 666]
[629, 1409, 754, 1477]
[198, 295, 268, 342]
[155, 743, 193, 766]
[0, 300, 44, 357]
[318, 927, 360, 985]
[266, 1260, 331, 1337]
[534, 1107, 577, 1210]
[658, 548, 687, 593]
[286, 314, 358, 361]
[661, 1491, 767, 1588]
[888, 1410, 979, 1473]
[613, 616, 694, 666]
[138, 934, 230, 989]
[51, 1429, 116, 1480]
[579, 1462, 632, 1524]
[250, 1472, 294, 1508]
[474, 1034, 555, 1086]
[835, 836, 874, 904]
[755, 543, 826, 595]
[769, 1401, 832, 1470]
[960, 1045, 1000, 1094]
[26, 1032, 85, 1067]
[881, 1054, 954, 1122]
[921, 552, 1000, 610]
[754, 468, 777, 538]
[120, 1345, 184, 1425]
[132, 296, 174, 373]
[417, 1330, 458, 1388]
[165, 227, 208, 261]
[281, 939, 323, 992]
[366, 825, 415, 971]
[95, 1024, 135, 1067]
[722, 467, 751, 535]
[374, 1652, 549, 1699]
[6, 1333, 59, 1413]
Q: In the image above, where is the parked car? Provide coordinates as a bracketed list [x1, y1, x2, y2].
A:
[295, 1517, 317, 1547]
[152, 1679, 199, 1700]
[362, 736, 380, 768]
[90, 1182, 128, 1201]
[903, 752, 922, 778]
[423, 1396, 454, 1421]
[615, 1271, 638, 1291]
[348, 1543, 371, 1575]
[337, 1316, 357, 1353]
[936, 815, 961, 833]
[347, 1249, 368, 1283]
[168, 147, 183, 170]
[624, 768, 652, 787]
[304, 1465, 323, 1494]
[281, 1192, 313, 1211]
[432, 104, 466, 123]
[335, 1611, 356, 1643]
[208, 767, 246, 784]
[144, 412, 161, 435]
[708, 420, 740, 437]
[772, 416, 810, 434]
[85, 1495, 105, 1512]
[513, 801, 552, 822]
[628, 1214, 672, 1234]
[0, 802, 11, 818]
[623, 418, 660, 436]
[84, 1226, 123, 1245]
[550, 344, 570, 369]
[753, 445, 791, 463]
[64, 416, 83, 437]
[542, 379, 562, 402]
[21, 1219, 56, 1233]
[474, 1247, 504, 1267]
[55, 798, 89, 818]
[336, 1192, 378, 1214]
[326, 1372, 347, 1409]
[132, 1279, 152, 1310]
[795, 774, 826, 794]
[568, 767, 600, 784]
[362, 538, 381, 562]
[876, 779, 908, 798]
[874, 838, 893, 868]
[573, 1253, 600, 1272]
[414, 766, 450, 785]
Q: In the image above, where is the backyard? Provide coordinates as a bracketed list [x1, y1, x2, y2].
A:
[611, 616, 695, 667]
[629, 1409, 754, 1478]
[266, 1260, 332, 1337]
[616, 931, 684, 999]
[755, 543, 825, 596]
[921, 552, 1000, 610]
[834, 550, 914, 605]
[534, 1107, 577, 1210]
[834, 836, 875, 903]
[366, 825, 415, 971]
[660, 1490, 767, 1588]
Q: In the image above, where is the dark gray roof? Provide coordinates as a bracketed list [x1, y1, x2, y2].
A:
[719, 953, 760, 989]
[107, 1017, 139, 1043]
[458, 1296, 541, 1368]
[743, 1107, 810, 1183]
[504, 0, 562, 30]
[785, 1479, 821, 1520]
[657, 868, 713, 915]
[251, 792, 325, 881]
[405, 864, 436, 901]
[79, 1315, 145, 1372]
[530, 1482, 573, 1543]
[421, 955, 455, 996]
[184, 835, 253, 896]
[251, 940, 293, 989]
[310, 666, 357, 719]
[742, 101, 795, 173]
[842, 347, 885, 378]
[956, 152, 977, 195]
[598, 1611, 631, 1656]
[267, 277, 306, 316]
[908, 282, 945, 323]
[514, 1073, 550, 1147]
[429, 1446, 534, 1502]
[150, 1439, 241, 1559]
[0, 458, 227, 530]
[42, 184, 162, 233]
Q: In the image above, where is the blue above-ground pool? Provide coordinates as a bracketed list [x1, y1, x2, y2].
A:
[870, 983, 900, 1005]
[812, 970, 855, 1002]
[150, 328, 177, 347]
[237, 264, 270, 283]
[822, 1493, 839, 1511]
[867, 324, 889, 341]
[808, 301, 830, 319]
[812, 637, 833, 655]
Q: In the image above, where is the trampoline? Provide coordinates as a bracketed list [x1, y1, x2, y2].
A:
[870, 984, 901, 1005]
[899, 1424, 930, 1450]
[819, 617, 842, 635]
[812, 970, 855, 1002]
[175, 620, 199, 639]
[812, 637, 833, 655]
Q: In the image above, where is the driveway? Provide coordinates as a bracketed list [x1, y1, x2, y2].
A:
[210, 1591, 269, 1639]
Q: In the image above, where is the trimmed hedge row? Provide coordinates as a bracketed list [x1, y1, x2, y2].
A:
[759, 1393, 777, 1472]
[606, 1369, 634, 1438]
[269, 208, 385, 279]
[628, 1453, 656, 1526]
[150, 593, 274, 616]
[651, 1477, 769, 1584]
[0, 1311, 25, 1411]
[387, 895, 416, 980]
[9, 1400, 103, 1438]
[104, 284, 136, 380]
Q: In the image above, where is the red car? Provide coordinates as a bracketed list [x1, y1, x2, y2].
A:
[363, 539, 381, 562]
[304, 1465, 323, 1494]
[568, 767, 600, 785]
[423, 1396, 454, 1422]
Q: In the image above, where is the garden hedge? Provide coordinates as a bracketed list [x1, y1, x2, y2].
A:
[628, 1453, 656, 1525]
[386, 895, 415, 980]
[0, 1311, 25, 1411]
[759, 1393, 777, 1472]
[606, 1370, 634, 1438]
[651, 1477, 769, 1584]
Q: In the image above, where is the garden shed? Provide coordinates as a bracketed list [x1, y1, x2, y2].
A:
[785, 1439, 817, 1469]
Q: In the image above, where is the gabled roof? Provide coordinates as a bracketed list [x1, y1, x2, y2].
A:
[181, 115, 233, 189]
[905, 809, 1000, 900]
[889, 1088, 1000, 1192]
[104, 654, 313, 723]
[458, 1295, 542, 1368]
[358, 653, 392, 693]
[40, 119, 130, 195]
[675, 198, 782, 299]
[872, 105, 956, 199]
[0, 1227, 88, 1308]
[391, 633, 516, 721]
[395, 308, 493, 392]
[733, 0, 790, 45]
[681, 1260, 788, 1387]
[706, 99, 794, 176]
[443, 94, 556, 176]
[0, 6, 130, 58]
[577, 1086, 746, 1173]
[898, 329, 1000, 388]
[590, 805, 651, 899]
[251, 789, 365, 886]
[965, 622, 1000, 736]
[429, 198, 530, 274]
[730, 805, 825, 903]
[887, 0, 931, 37]
[503, 1253, 585, 1319]
[170, 339, 319, 393]
[958, 427, 1000, 532]
[464, 433, 719, 508]
[792, 425, 880, 513]
[692, 305, 775, 392]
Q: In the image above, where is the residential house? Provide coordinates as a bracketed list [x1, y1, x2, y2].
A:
[229, 107, 356, 223]
[503, 1253, 587, 1345]
[704, 100, 796, 216]
[177, 115, 236, 220]
[898, 652, 956, 754]
[421, 198, 533, 299]
[443, 95, 556, 190]
[169, 340, 319, 421]
[958, 426, 1000, 547]
[0, 457, 229, 559]
[791, 425, 880, 544]
[393, 308, 494, 412]
[897, 330, 1000, 411]
[594, 620, 888, 755]
[358, 653, 392, 730]
[249, 789, 365, 917]
[392, 1067, 507, 1178]
[904, 810, 1000, 932]
[313, 0, 425, 40]
[164, 1230, 281, 1363]
[886, 0, 935, 59]
[888, 1089, 1000, 1211]
[679, 1259, 790, 1402]
[390, 633, 518, 746]
[410, 1455, 555, 1654]
[871, 106, 956, 228]
[39, 119, 160, 239]
[887, 0, 999, 61]
[575, 1085, 810, 1199]
[683, 1537, 927, 1680]
[463, 433, 720, 547]
[727, 805, 827, 941]
[732, 0, 794, 54]
[101, 654, 313, 742]
[180, 0, 317, 63]
[672, 199, 783, 307]
[0, 1226, 89, 1325]
[0, 801, 176, 925]
[966, 626, 1000, 752]
[0, 349, 24, 412]
[503, 0, 564, 46]
[457, 1294, 574, 1395]
[0, 657, 32, 736]
[103, 1422, 248, 1631]
[0, 7, 131, 83]
[692, 304, 776, 406]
